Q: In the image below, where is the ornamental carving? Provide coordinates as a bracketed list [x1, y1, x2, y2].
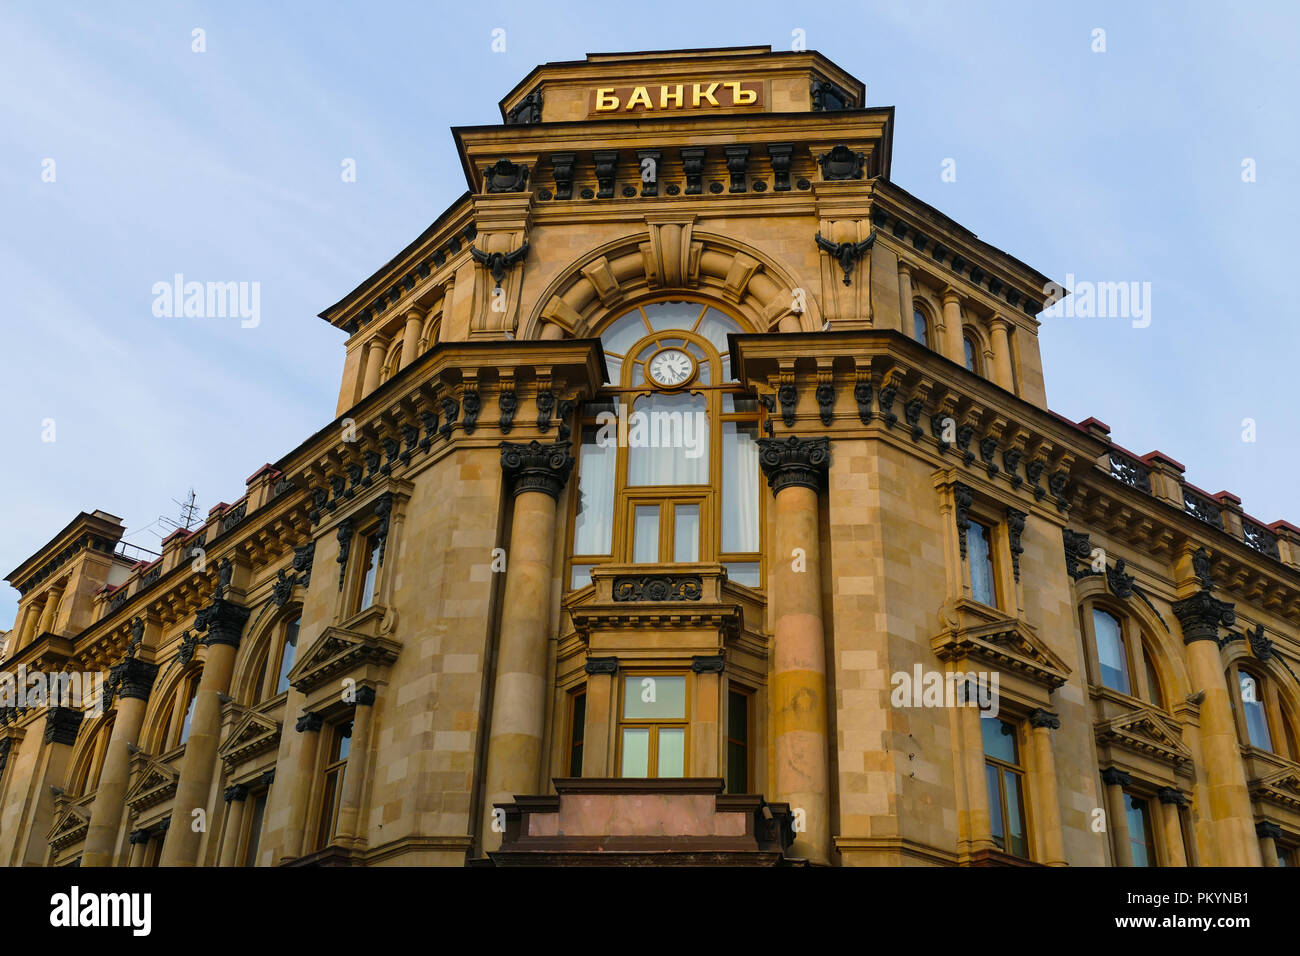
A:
[816, 144, 865, 180]
[1006, 507, 1026, 582]
[500, 440, 575, 500]
[611, 576, 703, 602]
[954, 483, 973, 559]
[482, 157, 529, 192]
[1171, 589, 1235, 645]
[470, 242, 529, 287]
[814, 231, 874, 286]
[1106, 558, 1135, 600]
[756, 435, 831, 494]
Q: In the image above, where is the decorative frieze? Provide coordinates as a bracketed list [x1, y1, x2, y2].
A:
[611, 576, 703, 602]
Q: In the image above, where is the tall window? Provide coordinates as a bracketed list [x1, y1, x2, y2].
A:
[243, 791, 267, 867]
[967, 520, 997, 607]
[315, 721, 352, 850]
[982, 717, 1028, 858]
[177, 676, 200, 747]
[274, 616, 300, 696]
[726, 688, 750, 793]
[1125, 794, 1156, 867]
[353, 532, 381, 614]
[1234, 668, 1275, 752]
[1093, 609, 1131, 694]
[963, 335, 979, 373]
[568, 689, 586, 777]
[618, 674, 687, 778]
[568, 302, 762, 590]
[912, 307, 929, 346]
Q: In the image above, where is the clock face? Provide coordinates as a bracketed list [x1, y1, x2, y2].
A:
[647, 347, 694, 387]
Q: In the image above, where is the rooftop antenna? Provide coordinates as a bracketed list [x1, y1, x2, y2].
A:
[173, 487, 200, 532]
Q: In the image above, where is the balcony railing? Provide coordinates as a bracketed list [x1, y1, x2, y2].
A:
[1108, 448, 1151, 493]
[1183, 489, 1225, 530]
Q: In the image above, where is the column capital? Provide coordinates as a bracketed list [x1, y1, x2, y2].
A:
[260, 768, 276, 787]
[353, 686, 377, 707]
[106, 657, 159, 707]
[44, 706, 84, 746]
[1100, 767, 1132, 788]
[756, 436, 831, 495]
[1255, 820, 1283, 841]
[500, 440, 575, 500]
[1027, 708, 1060, 730]
[128, 828, 151, 845]
[988, 313, 1014, 332]
[1157, 787, 1188, 806]
[690, 655, 726, 674]
[295, 711, 324, 734]
[1171, 590, 1236, 644]
[941, 285, 963, 305]
[584, 656, 618, 676]
[223, 783, 250, 803]
[195, 598, 251, 649]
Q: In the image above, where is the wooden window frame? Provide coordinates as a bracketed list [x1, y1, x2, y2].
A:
[312, 720, 353, 851]
[1082, 602, 1165, 708]
[567, 688, 586, 777]
[983, 717, 1031, 860]
[726, 685, 753, 794]
[616, 672, 691, 779]
[1228, 661, 1296, 759]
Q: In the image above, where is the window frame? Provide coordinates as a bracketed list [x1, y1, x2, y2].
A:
[1228, 661, 1296, 759]
[1082, 601, 1166, 708]
[615, 671, 691, 780]
[982, 716, 1031, 859]
[312, 719, 353, 852]
[910, 302, 932, 347]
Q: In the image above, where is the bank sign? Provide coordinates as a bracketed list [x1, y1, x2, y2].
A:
[589, 80, 764, 115]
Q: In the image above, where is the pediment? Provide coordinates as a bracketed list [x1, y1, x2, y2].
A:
[1251, 765, 1300, 810]
[218, 710, 281, 769]
[47, 802, 90, 851]
[286, 625, 400, 694]
[932, 608, 1070, 690]
[1095, 706, 1192, 769]
[124, 756, 179, 813]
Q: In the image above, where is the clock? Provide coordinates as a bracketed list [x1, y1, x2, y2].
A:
[646, 347, 695, 387]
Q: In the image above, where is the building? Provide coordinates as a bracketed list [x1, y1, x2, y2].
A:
[2, 45, 1298, 868]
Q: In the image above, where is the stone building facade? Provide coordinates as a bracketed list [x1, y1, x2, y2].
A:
[2, 46, 1298, 867]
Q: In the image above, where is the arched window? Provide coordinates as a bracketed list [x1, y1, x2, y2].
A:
[911, 306, 930, 347]
[249, 614, 302, 703]
[1085, 604, 1165, 706]
[69, 718, 114, 795]
[1229, 662, 1298, 758]
[567, 300, 762, 590]
[153, 669, 202, 752]
[963, 334, 980, 373]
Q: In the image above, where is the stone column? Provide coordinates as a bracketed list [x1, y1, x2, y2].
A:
[20, 707, 84, 865]
[580, 658, 617, 778]
[1172, 584, 1261, 866]
[81, 657, 159, 866]
[1256, 820, 1282, 867]
[361, 337, 388, 395]
[283, 712, 323, 859]
[334, 686, 376, 842]
[400, 309, 424, 369]
[757, 436, 831, 865]
[1027, 709, 1066, 865]
[1157, 787, 1189, 867]
[159, 596, 249, 866]
[940, 288, 965, 365]
[958, 701, 994, 852]
[127, 829, 150, 867]
[988, 315, 1016, 392]
[217, 785, 250, 867]
[480, 440, 574, 853]
[691, 656, 724, 779]
[897, 263, 914, 331]
[36, 587, 63, 636]
[1101, 767, 1133, 866]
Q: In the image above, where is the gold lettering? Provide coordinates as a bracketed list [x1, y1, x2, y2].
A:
[660, 84, 684, 108]
[625, 86, 653, 110]
[692, 82, 720, 106]
[727, 81, 757, 105]
[595, 88, 619, 111]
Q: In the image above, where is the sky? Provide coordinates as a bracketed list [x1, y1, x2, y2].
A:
[1, 0, 1297, 628]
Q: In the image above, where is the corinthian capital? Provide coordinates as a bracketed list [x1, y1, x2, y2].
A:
[756, 436, 831, 495]
[500, 440, 575, 500]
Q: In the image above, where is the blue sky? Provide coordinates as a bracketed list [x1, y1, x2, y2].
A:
[2, 1, 1297, 628]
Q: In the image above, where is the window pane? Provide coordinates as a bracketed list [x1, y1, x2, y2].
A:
[275, 617, 300, 695]
[964, 337, 978, 372]
[244, 793, 267, 867]
[644, 301, 703, 332]
[1126, 796, 1152, 867]
[626, 393, 709, 485]
[179, 684, 198, 745]
[633, 506, 659, 563]
[1143, 648, 1163, 708]
[693, 307, 741, 354]
[968, 522, 996, 607]
[722, 422, 760, 552]
[1240, 673, 1273, 750]
[981, 717, 1017, 763]
[570, 564, 597, 590]
[335, 721, 353, 762]
[673, 504, 699, 562]
[358, 536, 380, 611]
[624, 675, 686, 719]
[722, 395, 758, 414]
[912, 308, 928, 346]
[724, 562, 761, 588]
[657, 728, 685, 777]
[985, 764, 1004, 847]
[621, 728, 650, 777]
[601, 310, 650, 356]
[574, 425, 616, 555]
[1093, 609, 1131, 694]
[1004, 772, 1028, 858]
